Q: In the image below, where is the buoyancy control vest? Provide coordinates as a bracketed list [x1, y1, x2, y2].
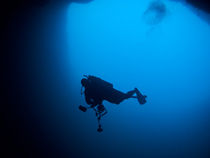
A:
[85, 75, 113, 89]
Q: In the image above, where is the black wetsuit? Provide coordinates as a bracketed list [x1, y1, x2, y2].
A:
[84, 81, 133, 106]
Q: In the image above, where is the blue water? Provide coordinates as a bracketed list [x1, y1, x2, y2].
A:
[5, 0, 210, 157]
[65, 0, 210, 157]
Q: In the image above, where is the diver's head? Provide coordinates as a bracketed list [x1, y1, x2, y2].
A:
[81, 78, 88, 87]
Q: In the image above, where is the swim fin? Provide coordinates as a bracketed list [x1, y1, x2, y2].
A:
[135, 88, 147, 105]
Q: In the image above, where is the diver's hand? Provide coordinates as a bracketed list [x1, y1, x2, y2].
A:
[91, 104, 97, 108]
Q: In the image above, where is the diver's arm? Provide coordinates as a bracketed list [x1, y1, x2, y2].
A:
[101, 109, 108, 117]
[90, 103, 97, 108]
[85, 95, 97, 108]
[85, 95, 93, 105]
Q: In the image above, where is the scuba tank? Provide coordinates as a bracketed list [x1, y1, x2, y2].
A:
[84, 75, 113, 89]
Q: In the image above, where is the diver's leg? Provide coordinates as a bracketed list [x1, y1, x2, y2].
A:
[124, 89, 138, 99]
[130, 96, 137, 98]
[114, 89, 138, 104]
[104, 88, 138, 104]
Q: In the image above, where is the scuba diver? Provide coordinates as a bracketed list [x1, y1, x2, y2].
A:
[79, 75, 147, 132]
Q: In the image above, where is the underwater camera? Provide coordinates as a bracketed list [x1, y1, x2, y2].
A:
[97, 104, 105, 113]
[97, 125, 103, 132]
[79, 104, 107, 132]
[79, 105, 87, 112]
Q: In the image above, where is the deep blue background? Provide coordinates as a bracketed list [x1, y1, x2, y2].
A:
[3, 0, 210, 158]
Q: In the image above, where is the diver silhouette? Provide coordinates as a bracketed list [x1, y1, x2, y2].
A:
[79, 75, 147, 132]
